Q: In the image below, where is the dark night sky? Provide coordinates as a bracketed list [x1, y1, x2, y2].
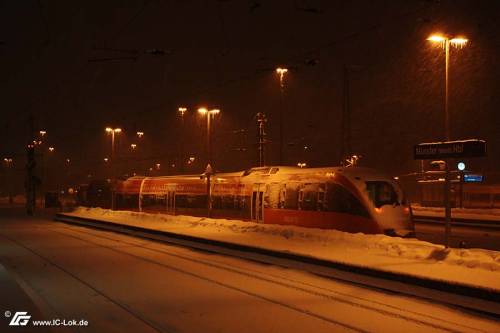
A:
[1, 0, 500, 190]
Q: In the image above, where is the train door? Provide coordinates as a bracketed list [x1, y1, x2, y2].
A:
[251, 184, 265, 223]
[166, 190, 175, 214]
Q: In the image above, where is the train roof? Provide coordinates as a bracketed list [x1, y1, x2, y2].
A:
[122, 166, 392, 182]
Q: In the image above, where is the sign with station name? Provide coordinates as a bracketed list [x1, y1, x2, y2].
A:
[414, 139, 486, 159]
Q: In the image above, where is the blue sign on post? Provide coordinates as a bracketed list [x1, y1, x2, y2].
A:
[464, 174, 483, 183]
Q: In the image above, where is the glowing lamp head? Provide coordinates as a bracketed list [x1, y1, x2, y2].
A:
[457, 162, 466, 171]
[48, 147, 55, 152]
[178, 107, 187, 115]
[450, 37, 468, 48]
[105, 127, 113, 133]
[210, 109, 220, 115]
[198, 107, 208, 115]
[114, 128, 122, 133]
[276, 67, 288, 74]
[427, 35, 446, 42]
[130, 144, 137, 149]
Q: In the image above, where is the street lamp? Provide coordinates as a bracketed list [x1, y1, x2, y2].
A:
[427, 33, 468, 248]
[136, 131, 144, 138]
[198, 108, 220, 165]
[3, 158, 13, 204]
[276, 67, 288, 165]
[105, 127, 122, 159]
[198, 107, 220, 218]
[178, 107, 187, 118]
[178, 107, 188, 172]
[105, 127, 122, 209]
[130, 143, 137, 150]
[427, 34, 468, 141]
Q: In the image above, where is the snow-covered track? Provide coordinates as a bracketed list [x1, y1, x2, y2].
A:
[55, 213, 500, 318]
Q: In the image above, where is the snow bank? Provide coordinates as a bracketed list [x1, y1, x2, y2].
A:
[67, 207, 500, 290]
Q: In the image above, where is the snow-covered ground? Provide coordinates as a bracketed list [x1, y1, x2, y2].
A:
[66, 207, 500, 292]
[412, 204, 500, 221]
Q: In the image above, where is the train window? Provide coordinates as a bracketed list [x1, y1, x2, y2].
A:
[265, 183, 284, 209]
[116, 194, 139, 209]
[284, 183, 300, 209]
[141, 194, 166, 210]
[317, 184, 326, 211]
[212, 195, 239, 210]
[175, 194, 207, 209]
[325, 183, 370, 218]
[299, 184, 319, 211]
[365, 181, 399, 208]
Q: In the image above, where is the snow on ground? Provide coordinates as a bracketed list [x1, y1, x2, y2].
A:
[412, 204, 500, 221]
[66, 207, 500, 291]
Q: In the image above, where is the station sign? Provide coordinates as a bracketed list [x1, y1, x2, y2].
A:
[463, 174, 484, 183]
[414, 139, 486, 160]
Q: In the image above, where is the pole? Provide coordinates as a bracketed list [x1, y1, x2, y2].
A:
[341, 65, 350, 165]
[207, 113, 211, 164]
[445, 40, 450, 141]
[257, 113, 267, 167]
[111, 131, 115, 210]
[444, 39, 451, 248]
[444, 159, 451, 247]
[204, 164, 213, 218]
[279, 74, 285, 165]
[459, 170, 464, 208]
[207, 173, 211, 217]
[180, 113, 185, 173]
[5, 161, 13, 205]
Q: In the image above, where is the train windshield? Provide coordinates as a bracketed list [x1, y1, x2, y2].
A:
[365, 181, 399, 208]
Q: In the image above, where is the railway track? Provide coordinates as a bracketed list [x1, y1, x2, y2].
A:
[54, 213, 500, 318]
[50, 224, 493, 333]
[413, 215, 500, 229]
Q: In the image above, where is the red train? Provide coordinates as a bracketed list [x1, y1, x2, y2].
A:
[113, 166, 414, 237]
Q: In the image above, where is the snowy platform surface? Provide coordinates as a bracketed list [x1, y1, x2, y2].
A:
[65, 207, 500, 292]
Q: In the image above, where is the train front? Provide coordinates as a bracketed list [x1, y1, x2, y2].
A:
[347, 168, 415, 237]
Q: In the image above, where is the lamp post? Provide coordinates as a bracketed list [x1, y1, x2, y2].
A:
[3, 158, 13, 204]
[427, 34, 468, 248]
[276, 67, 288, 165]
[105, 127, 122, 209]
[197, 108, 220, 165]
[178, 107, 188, 171]
[105, 127, 122, 160]
[198, 107, 220, 218]
[427, 34, 468, 141]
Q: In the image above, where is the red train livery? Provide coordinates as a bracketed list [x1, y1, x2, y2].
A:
[114, 166, 414, 237]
